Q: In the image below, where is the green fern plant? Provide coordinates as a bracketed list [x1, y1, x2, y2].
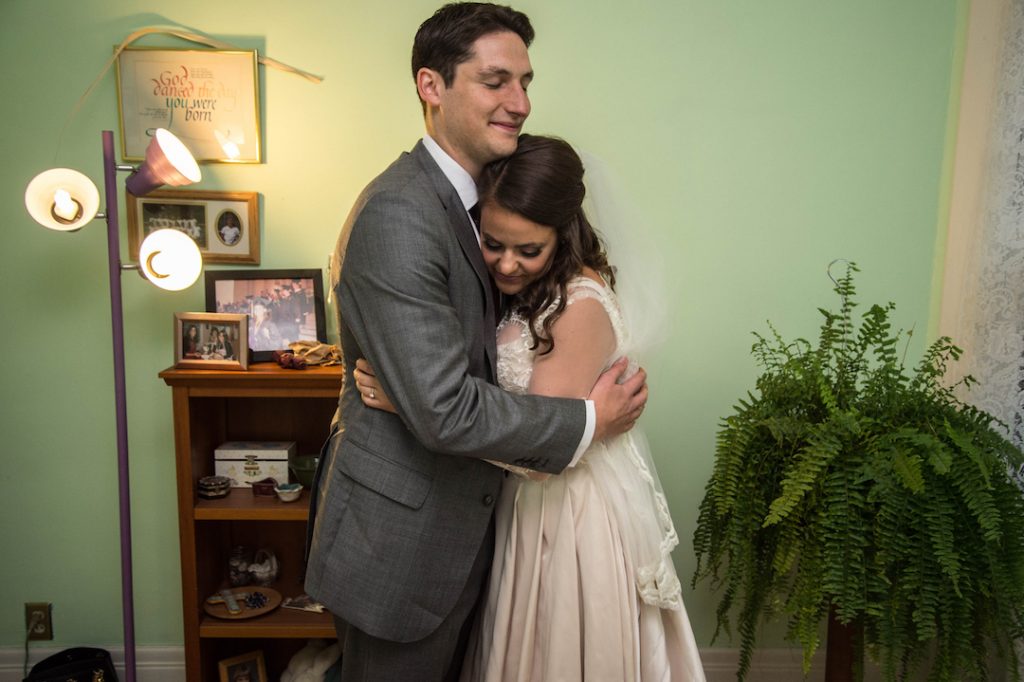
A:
[692, 263, 1024, 681]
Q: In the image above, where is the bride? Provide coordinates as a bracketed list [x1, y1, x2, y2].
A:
[357, 135, 705, 681]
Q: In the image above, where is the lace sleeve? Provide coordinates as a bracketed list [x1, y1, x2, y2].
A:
[528, 287, 617, 399]
[564, 281, 604, 306]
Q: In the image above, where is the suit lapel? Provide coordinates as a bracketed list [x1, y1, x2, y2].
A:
[411, 143, 499, 376]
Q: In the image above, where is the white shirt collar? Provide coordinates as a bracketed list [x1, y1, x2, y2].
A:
[422, 135, 478, 212]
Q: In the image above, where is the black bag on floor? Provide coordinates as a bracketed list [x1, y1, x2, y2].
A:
[24, 647, 118, 682]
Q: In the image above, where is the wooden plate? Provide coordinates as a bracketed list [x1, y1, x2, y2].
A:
[203, 587, 282, 620]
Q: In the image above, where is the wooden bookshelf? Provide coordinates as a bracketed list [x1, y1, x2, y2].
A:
[160, 363, 342, 680]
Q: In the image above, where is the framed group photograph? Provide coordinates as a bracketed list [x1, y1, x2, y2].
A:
[115, 47, 262, 163]
[205, 269, 327, 362]
[217, 650, 266, 682]
[126, 189, 259, 264]
[175, 312, 249, 370]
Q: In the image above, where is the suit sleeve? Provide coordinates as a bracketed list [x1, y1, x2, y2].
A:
[338, 188, 586, 472]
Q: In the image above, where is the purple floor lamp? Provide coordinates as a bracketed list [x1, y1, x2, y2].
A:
[25, 129, 203, 681]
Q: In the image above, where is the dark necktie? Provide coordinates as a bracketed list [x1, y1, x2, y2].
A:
[468, 202, 501, 320]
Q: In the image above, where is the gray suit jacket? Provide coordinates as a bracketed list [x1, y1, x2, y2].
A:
[304, 141, 586, 643]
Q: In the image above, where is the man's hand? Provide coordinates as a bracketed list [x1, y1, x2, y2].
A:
[589, 357, 648, 441]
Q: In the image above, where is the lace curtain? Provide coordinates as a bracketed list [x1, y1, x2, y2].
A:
[947, 0, 1024, 452]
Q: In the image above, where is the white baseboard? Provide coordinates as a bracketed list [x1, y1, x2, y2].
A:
[0, 645, 184, 682]
[0, 645, 836, 682]
[3, 644, 1003, 681]
[0, 645, 820, 682]
[701, 647, 826, 682]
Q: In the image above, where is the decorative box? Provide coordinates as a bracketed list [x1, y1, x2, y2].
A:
[215, 441, 295, 488]
[197, 475, 232, 499]
[251, 477, 279, 496]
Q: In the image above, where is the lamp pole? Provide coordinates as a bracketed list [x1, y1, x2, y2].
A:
[101, 129, 137, 682]
[25, 128, 201, 680]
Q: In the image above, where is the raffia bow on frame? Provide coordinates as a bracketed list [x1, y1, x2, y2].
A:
[288, 341, 343, 367]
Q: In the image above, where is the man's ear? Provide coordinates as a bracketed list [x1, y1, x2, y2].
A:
[416, 67, 444, 106]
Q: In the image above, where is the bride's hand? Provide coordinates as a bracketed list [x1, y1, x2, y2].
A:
[354, 358, 398, 414]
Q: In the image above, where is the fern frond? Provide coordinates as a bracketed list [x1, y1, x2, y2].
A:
[692, 262, 1024, 681]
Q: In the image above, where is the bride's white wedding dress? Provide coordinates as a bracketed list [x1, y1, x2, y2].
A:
[462, 275, 706, 681]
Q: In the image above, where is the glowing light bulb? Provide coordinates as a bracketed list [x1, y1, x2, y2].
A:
[52, 189, 80, 222]
[126, 129, 202, 196]
[154, 128, 201, 183]
[138, 229, 203, 291]
[24, 168, 99, 231]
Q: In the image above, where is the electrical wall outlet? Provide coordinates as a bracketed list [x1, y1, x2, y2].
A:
[25, 602, 52, 641]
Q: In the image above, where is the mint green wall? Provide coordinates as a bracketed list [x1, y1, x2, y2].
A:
[0, 0, 961, 651]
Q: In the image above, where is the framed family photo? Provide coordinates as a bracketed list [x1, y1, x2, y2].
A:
[205, 269, 327, 362]
[126, 189, 260, 264]
[217, 650, 266, 682]
[115, 47, 262, 163]
[175, 312, 249, 370]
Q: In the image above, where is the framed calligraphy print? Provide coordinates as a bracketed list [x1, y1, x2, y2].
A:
[116, 47, 262, 163]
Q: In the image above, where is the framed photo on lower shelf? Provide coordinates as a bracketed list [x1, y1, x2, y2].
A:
[218, 650, 266, 682]
[126, 189, 260, 264]
[175, 312, 249, 370]
[205, 269, 327, 362]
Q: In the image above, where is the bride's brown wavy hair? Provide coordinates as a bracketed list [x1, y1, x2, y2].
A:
[478, 134, 615, 354]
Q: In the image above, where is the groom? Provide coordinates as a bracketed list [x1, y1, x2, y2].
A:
[304, 3, 648, 680]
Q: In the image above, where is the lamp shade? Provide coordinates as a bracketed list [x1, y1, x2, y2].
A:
[125, 129, 202, 197]
[138, 229, 203, 291]
[24, 168, 101, 231]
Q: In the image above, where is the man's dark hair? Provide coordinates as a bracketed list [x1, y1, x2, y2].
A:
[411, 2, 534, 87]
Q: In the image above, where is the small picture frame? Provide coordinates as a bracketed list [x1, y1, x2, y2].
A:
[175, 312, 249, 370]
[127, 189, 260, 265]
[218, 650, 266, 682]
[205, 269, 327, 362]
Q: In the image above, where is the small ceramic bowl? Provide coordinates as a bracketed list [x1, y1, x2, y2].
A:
[275, 482, 303, 502]
[289, 455, 319, 488]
